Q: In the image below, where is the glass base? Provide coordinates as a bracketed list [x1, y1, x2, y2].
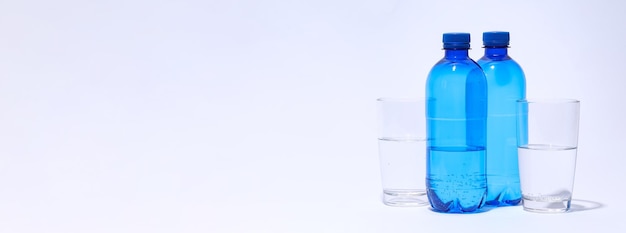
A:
[383, 190, 429, 207]
[522, 197, 571, 213]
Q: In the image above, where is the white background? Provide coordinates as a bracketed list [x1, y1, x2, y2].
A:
[1, 0, 625, 232]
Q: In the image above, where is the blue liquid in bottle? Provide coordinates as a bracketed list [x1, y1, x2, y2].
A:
[477, 31, 526, 206]
[426, 33, 488, 213]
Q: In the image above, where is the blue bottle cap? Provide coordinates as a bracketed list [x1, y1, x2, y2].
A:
[443, 32, 471, 49]
[483, 31, 510, 47]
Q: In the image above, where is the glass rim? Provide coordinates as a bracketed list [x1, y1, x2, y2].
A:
[516, 98, 580, 104]
[376, 97, 425, 102]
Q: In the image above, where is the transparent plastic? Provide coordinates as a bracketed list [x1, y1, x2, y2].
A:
[426, 48, 488, 213]
[478, 46, 526, 206]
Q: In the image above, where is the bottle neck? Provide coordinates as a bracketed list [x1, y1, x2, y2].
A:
[444, 49, 470, 59]
[484, 47, 509, 58]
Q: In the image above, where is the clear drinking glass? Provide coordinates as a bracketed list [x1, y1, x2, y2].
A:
[516, 99, 580, 213]
[377, 98, 428, 207]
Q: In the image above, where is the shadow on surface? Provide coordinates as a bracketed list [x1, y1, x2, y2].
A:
[426, 204, 502, 214]
[568, 199, 604, 212]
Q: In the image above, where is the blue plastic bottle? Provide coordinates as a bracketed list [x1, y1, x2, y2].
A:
[477, 31, 526, 206]
[426, 33, 488, 213]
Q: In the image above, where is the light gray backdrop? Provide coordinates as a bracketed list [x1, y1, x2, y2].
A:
[0, 0, 623, 232]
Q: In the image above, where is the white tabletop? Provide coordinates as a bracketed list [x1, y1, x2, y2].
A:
[0, 0, 623, 232]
